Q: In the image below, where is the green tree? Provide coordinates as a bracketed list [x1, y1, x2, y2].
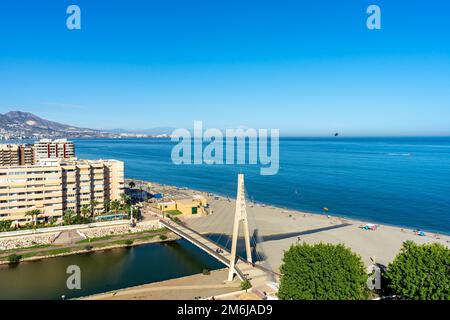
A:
[90, 200, 99, 217]
[0, 220, 12, 232]
[63, 209, 76, 225]
[240, 279, 252, 291]
[128, 181, 136, 189]
[110, 200, 120, 214]
[278, 243, 368, 300]
[121, 193, 131, 206]
[8, 254, 22, 264]
[25, 209, 42, 228]
[384, 241, 450, 300]
[103, 199, 110, 213]
[81, 205, 90, 218]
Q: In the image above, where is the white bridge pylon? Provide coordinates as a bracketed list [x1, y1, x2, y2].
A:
[228, 173, 252, 282]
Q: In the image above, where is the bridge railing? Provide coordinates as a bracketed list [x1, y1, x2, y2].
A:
[165, 219, 281, 278]
[160, 220, 228, 264]
[160, 219, 246, 280]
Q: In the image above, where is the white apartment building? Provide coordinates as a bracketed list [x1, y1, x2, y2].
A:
[0, 159, 124, 224]
[34, 139, 75, 161]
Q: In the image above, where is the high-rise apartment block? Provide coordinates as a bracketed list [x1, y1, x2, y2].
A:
[1, 139, 75, 167]
[0, 159, 124, 224]
[34, 139, 75, 161]
[0, 144, 35, 166]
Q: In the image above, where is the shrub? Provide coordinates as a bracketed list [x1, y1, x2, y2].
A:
[202, 269, 210, 275]
[8, 254, 22, 264]
[0, 220, 13, 232]
[125, 239, 134, 246]
[240, 279, 252, 290]
[159, 235, 167, 241]
[170, 216, 182, 224]
[384, 241, 450, 300]
[278, 243, 368, 300]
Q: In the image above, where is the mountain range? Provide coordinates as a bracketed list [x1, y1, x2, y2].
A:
[0, 111, 170, 139]
[0, 111, 101, 139]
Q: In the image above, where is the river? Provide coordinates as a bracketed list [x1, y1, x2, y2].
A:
[0, 239, 223, 300]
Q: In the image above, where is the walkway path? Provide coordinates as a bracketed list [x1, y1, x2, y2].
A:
[84, 269, 241, 300]
[52, 230, 83, 245]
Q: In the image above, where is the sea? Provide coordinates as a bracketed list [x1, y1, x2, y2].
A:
[73, 137, 450, 235]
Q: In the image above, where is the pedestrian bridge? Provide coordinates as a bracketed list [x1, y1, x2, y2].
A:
[160, 219, 271, 284]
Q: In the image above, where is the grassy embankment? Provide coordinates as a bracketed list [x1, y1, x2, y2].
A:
[0, 228, 172, 264]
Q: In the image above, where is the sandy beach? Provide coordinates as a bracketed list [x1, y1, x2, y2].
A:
[184, 196, 450, 270]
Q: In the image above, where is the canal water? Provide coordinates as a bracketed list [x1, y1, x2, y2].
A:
[0, 240, 224, 300]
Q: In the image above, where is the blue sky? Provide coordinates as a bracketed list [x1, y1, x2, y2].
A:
[0, 0, 449, 136]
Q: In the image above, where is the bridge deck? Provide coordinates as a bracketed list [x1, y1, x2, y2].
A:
[160, 219, 270, 285]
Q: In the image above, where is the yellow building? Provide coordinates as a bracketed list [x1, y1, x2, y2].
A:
[157, 195, 208, 216]
[0, 159, 124, 224]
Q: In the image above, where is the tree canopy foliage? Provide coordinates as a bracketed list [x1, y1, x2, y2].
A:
[384, 241, 450, 300]
[278, 243, 368, 300]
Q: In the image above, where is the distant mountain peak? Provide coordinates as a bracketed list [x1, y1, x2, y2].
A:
[0, 110, 100, 139]
[0, 110, 170, 139]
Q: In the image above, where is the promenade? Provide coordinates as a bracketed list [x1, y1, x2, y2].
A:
[84, 269, 240, 300]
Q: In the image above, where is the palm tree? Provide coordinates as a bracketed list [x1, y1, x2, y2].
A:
[81, 205, 90, 218]
[128, 181, 136, 189]
[110, 200, 120, 214]
[90, 200, 99, 217]
[121, 193, 131, 205]
[63, 209, 76, 225]
[25, 209, 42, 229]
[104, 199, 110, 213]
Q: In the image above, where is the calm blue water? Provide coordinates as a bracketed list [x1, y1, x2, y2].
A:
[74, 137, 450, 235]
[0, 240, 223, 300]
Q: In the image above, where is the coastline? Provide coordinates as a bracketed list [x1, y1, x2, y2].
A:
[131, 177, 450, 237]
[126, 177, 450, 237]
[140, 178, 449, 269]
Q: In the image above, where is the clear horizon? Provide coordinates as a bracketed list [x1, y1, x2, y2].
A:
[1, 0, 449, 136]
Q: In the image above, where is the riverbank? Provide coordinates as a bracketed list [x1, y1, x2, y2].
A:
[83, 268, 241, 300]
[0, 227, 176, 265]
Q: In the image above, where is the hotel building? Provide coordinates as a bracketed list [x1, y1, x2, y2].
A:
[0, 159, 124, 224]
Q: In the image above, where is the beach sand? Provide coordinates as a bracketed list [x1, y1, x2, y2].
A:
[185, 197, 450, 270]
